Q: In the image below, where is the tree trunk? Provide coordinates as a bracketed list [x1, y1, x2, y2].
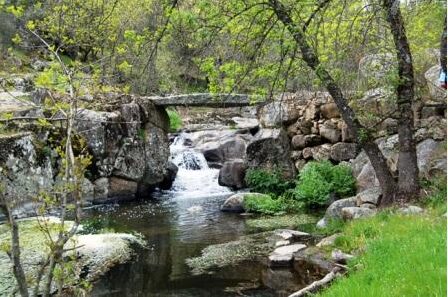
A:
[268, 0, 397, 205]
[0, 204, 30, 297]
[382, 0, 419, 203]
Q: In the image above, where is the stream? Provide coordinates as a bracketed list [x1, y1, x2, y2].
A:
[86, 133, 309, 297]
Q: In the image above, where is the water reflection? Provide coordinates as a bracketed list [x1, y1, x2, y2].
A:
[88, 132, 310, 296]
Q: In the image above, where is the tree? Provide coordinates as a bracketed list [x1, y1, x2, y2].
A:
[0, 29, 92, 296]
[381, 0, 420, 203]
[184, 0, 440, 205]
[267, 0, 399, 205]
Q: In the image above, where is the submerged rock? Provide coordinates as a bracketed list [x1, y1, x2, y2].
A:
[186, 232, 276, 275]
[220, 193, 267, 213]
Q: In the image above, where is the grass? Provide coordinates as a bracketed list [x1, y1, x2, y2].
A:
[243, 194, 285, 215]
[167, 108, 182, 132]
[317, 211, 446, 297]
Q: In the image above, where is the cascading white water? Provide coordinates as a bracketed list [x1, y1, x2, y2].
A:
[166, 133, 231, 199]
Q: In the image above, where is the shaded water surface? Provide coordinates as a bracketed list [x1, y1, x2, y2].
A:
[87, 133, 308, 296]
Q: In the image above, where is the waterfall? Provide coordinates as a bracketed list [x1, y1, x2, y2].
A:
[165, 133, 231, 199]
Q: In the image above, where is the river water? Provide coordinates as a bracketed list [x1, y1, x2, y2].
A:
[86, 133, 308, 296]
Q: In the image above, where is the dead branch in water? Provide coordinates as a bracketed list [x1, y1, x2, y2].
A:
[288, 266, 345, 297]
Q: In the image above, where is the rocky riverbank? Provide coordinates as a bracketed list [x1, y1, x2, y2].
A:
[0, 217, 145, 296]
[0, 89, 175, 217]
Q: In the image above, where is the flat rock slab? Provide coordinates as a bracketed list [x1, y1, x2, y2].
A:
[273, 243, 307, 255]
[274, 229, 310, 241]
[269, 253, 294, 266]
[148, 93, 264, 107]
[269, 244, 307, 267]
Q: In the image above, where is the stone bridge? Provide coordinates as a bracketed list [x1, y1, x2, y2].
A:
[146, 93, 264, 108]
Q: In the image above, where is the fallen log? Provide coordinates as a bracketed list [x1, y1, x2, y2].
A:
[288, 266, 345, 297]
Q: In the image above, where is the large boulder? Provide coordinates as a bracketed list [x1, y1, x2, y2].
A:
[424, 65, 447, 103]
[351, 136, 446, 192]
[356, 187, 381, 206]
[258, 100, 299, 127]
[158, 161, 178, 190]
[75, 108, 123, 176]
[315, 196, 365, 226]
[78, 98, 171, 196]
[202, 137, 247, 165]
[341, 207, 376, 220]
[0, 218, 145, 296]
[358, 53, 395, 80]
[246, 129, 296, 178]
[108, 177, 138, 200]
[1, 95, 172, 207]
[218, 159, 247, 189]
[416, 138, 446, 178]
[323, 196, 357, 221]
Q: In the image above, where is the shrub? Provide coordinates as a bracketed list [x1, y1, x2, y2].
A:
[295, 160, 356, 208]
[243, 194, 285, 215]
[167, 108, 182, 132]
[244, 168, 294, 197]
[421, 176, 447, 214]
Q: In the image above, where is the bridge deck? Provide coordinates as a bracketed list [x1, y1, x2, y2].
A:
[147, 93, 264, 107]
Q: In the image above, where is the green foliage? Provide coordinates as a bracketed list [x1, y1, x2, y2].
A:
[137, 128, 146, 141]
[35, 62, 69, 92]
[78, 218, 114, 235]
[167, 108, 182, 132]
[318, 213, 446, 297]
[243, 194, 285, 215]
[316, 218, 346, 236]
[421, 176, 447, 214]
[295, 161, 356, 208]
[244, 168, 294, 197]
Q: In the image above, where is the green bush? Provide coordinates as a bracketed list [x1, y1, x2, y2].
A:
[244, 168, 294, 197]
[243, 194, 285, 215]
[167, 108, 182, 132]
[295, 160, 356, 208]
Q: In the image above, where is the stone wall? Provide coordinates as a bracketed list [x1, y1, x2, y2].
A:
[257, 91, 359, 172]
[257, 85, 447, 190]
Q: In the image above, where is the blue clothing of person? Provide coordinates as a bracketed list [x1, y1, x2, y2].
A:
[439, 70, 447, 83]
